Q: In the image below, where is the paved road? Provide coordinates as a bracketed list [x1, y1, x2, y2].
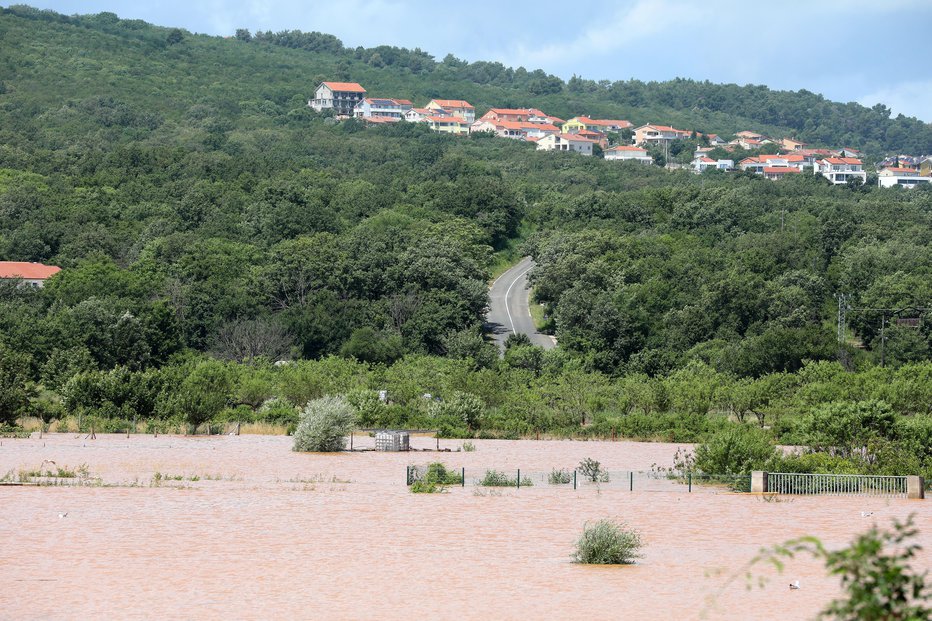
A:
[486, 257, 557, 352]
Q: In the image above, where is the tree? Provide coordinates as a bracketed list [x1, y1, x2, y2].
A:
[234, 28, 252, 42]
[166, 28, 184, 45]
[0, 344, 33, 426]
[293, 395, 356, 452]
[213, 317, 293, 364]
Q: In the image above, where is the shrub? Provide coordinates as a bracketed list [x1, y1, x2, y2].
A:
[690, 425, 779, 475]
[578, 458, 609, 482]
[461, 440, 476, 452]
[409, 462, 463, 493]
[292, 395, 356, 452]
[548, 468, 572, 484]
[573, 519, 643, 565]
[477, 469, 532, 487]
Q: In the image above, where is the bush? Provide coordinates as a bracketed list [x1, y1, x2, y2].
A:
[573, 519, 643, 564]
[292, 395, 356, 452]
[690, 424, 779, 475]
[409, 462, 463, 493]
[578, 458, 609, 482]
[548, 468, 572, 484]
[477, 469, 531, 487]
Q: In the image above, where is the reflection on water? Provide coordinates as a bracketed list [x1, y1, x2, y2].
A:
[1, 434, 928, 620]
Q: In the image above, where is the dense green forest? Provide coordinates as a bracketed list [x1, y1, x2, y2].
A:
[1, 6, 931, 478]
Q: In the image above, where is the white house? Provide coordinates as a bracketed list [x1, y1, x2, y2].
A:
[692, 156, 732, 172]
[309, 82, 367, 116]
[0, 261, 61, 287]
[471, 119, 559, 140]
[404, 107, 440, 122]
[536, 133, 595, 156]
[816, 157, 867, 185]
[605, 145, 653, 164]
[878, 167, 931, 189]
[353, 97, 412, 119]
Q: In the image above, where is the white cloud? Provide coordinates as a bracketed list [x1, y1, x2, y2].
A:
[859, 80, 932, 123]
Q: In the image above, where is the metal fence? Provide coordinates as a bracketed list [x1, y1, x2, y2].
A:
[767, 472, 908, 497]
[406, 465, 749, 493]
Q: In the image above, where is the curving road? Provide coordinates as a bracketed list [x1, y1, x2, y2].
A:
[486, 257, 557, 352]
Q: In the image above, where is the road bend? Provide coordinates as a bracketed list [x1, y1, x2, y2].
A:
[486, 256, 557, 352]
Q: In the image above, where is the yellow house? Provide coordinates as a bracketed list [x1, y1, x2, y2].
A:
[562, 117, 589, 134]
[561, 116, 631, 134]
[424, 115, 470, 135]
[920, 157, 932, 177]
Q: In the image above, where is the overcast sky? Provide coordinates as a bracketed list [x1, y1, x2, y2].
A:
[25, 1, 932, 121]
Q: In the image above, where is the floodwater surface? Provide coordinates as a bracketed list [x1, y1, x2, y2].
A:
[1, 434, 928, 620]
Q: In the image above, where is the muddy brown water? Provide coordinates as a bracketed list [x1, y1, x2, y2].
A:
[1, 434, 928, 620]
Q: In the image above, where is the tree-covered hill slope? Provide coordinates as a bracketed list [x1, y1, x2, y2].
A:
[1, 5, 930, 157]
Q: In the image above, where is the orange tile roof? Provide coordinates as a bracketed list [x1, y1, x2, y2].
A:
[607, 145, 647, 152]
[764, 167, 801, 174]
[322, 81, 366, 93]
[0, 261, 61, 280]
[823, 157, 862, 165]
[881, 167, 917, 174]
[430, 99, 474, 109]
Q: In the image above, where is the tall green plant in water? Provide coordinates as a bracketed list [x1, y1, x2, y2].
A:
[292, 395, 355, 452]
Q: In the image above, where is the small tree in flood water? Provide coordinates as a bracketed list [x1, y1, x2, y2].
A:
[573, 519, 643, 565]
[293, 395, 356, 452]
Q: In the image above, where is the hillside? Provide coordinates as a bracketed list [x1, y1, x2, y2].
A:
[1, 5, 931, 158]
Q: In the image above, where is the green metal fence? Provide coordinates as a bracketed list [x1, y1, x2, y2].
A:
[767, 472, 908, 497]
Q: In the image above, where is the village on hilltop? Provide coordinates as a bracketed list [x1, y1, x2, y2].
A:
[309, 81, 932, 188]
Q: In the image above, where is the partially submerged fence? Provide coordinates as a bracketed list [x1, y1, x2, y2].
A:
[406, 465, 750, 493]
[406, 466, 926, 498]
[764, 472, 909, 498]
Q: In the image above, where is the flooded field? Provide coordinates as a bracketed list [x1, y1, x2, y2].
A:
[1, 433, 928, 620]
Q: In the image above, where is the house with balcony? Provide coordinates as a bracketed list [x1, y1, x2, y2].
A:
[605, 145, 653, 164]
[692, 157, 733, 173]
[816, 157, 867, 185]
[404, 107, 441, 123]
[426, 99, 475, 123]
[781, 137, 808, 151]
[476, 108, 547, 124]
[632, 123, 690, 145]
[563, 117, 632, 135]
[878, 167, 931, 188]
[762, 166, 802, 180]
[422, 115, 470, 135]
[0, 261, 61, 287]
[921, 157, 932, 177]
[354, 97, 412, 119]
[536, 133, 595, 156]
[472, 119, 560, 140]
[309, 82, 367, 116]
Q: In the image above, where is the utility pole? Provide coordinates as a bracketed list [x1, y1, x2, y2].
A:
[880, 314, 886, 368]
[836, 293, 849, 343]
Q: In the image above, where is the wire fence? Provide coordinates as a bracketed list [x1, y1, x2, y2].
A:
[406, 465, 750, 493]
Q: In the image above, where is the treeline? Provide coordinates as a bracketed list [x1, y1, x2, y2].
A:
[5, 347, 931, 476]
[3, 5, 932, 155]
[527, 173, 932, 376]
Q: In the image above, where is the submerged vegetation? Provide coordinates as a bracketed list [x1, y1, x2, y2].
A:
[573, 520, 643, 565]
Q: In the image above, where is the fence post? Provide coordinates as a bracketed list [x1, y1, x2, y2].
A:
[461, 467, 465, 487]
[573, 470, 577, 490]
[406, 466, 410, 486]
[629, 471, 633, 492]
[688, 472, 692, 493]
[751, 471, 768, 493]
[906, 476, 925, 500]
[517, 469, 521, 489]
